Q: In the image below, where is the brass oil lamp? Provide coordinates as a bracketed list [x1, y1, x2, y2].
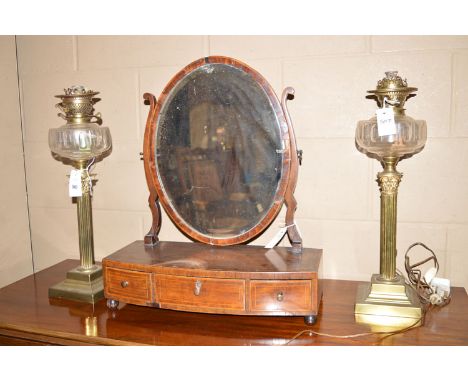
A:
[48, 86, 112, 303]
[354, 72, 427, 327]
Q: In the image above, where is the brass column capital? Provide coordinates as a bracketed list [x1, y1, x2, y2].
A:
[80, 169, 93, 195]
[377, 171, 402, 196]
[377, 157, 402, 194]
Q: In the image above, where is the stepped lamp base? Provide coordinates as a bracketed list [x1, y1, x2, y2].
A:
[49, 265, 104, 304]
[355, 274, 422, 330]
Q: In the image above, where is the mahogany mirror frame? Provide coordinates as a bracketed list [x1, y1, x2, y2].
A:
[142, 56, 302, 251]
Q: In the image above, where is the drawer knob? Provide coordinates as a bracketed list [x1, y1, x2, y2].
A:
[120, 280, 129, 288]
[194, 280, 202, 296]
[277, 291, 284, 302]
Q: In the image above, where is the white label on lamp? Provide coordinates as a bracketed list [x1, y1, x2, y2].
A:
[69, 169, 82, 197]
[376, 107, 397, 136]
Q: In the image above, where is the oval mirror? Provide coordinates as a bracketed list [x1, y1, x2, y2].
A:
[145, 56, 292, 246]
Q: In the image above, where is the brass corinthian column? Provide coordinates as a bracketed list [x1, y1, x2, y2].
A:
[378, 156, 402, 281]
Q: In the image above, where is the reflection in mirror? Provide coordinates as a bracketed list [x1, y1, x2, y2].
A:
[156, 63, 284, 238]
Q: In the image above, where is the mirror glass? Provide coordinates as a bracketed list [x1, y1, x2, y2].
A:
[156, 63, 284, 239]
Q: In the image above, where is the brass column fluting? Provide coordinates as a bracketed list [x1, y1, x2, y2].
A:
[76, 161, 95, 270]
[377, 157, 402, 281]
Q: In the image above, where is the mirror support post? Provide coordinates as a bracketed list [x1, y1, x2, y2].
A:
[143, 93, 162, 247]
[281, 87, 303, 254]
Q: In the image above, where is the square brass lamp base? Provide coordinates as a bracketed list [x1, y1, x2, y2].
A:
[355, 274, 422, 329]
[49, 265, 104, 304]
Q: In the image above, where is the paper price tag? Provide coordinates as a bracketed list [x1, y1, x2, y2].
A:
[376, 107, 397, 137]
[264, 226, 288, 249]
[69, 169, 82, 197]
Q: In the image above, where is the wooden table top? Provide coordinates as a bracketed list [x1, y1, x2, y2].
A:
[0, 259, 467, 346]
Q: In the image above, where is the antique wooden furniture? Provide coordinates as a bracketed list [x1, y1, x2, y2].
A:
[103, 241, 321, 322]
[102, 56, 322, 324]
[1, 260, 468, 345]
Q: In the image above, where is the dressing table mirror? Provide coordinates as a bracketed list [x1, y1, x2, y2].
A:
[102, 57, 322, 324]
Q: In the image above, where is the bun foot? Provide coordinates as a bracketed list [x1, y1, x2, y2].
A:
[107, 299, 119, 309]
[304, 315, 317, 325]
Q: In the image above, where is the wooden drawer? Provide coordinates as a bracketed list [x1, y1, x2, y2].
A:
[249, 280, 312, 313]
[156, 274, 245, 313]
[105, 268, 151, 304]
